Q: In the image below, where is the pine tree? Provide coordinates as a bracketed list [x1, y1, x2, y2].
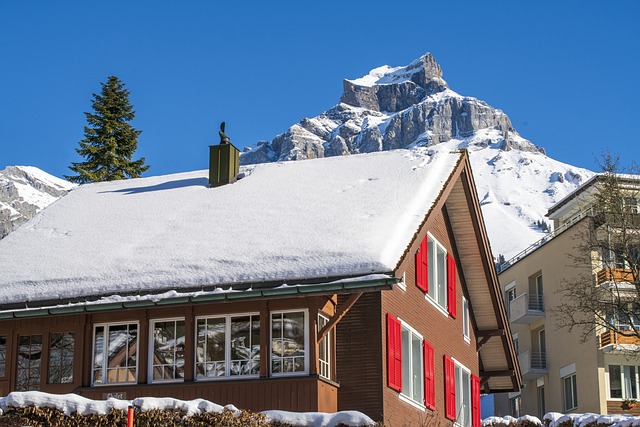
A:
[65, 76, 149, 183]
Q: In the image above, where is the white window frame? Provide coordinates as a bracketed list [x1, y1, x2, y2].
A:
[148, 318, 185, 384]
[562, 373, 578, 411]
[426, 233, 448, 315]
[91, 322, 139, 386]
[505, 283, 516, 318]
[398, 318, 425, 409]
[607, 364, 640, 400]
[318, 313, 331, 380]
[195, 312, 261, 381]
[270, 309, 309, 377]
[453, 358, 472, 427]
[397, 271, 407, 292]
[462, 296, 470, 343]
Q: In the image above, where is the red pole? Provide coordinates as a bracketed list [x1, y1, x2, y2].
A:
[127, 406, 134, 427]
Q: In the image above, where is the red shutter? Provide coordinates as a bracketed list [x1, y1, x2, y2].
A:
[386, 313, 402, 392]
[423, 339, 435, 409]
[447, 253, 457, 318]
[444, 355, 456, 421]
[472, 374, 481, 427]
[415, 237, 428, 292]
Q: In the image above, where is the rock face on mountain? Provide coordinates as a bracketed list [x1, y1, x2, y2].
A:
[242, 53, 544, 166]
[241, 53, 594, 259]
[0, 166, 74, 239]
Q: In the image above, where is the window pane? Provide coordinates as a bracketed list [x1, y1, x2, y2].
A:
[400, 325, 424, 403]
[428, 237, 436, 301]
[411, 333, 423, 402]
[401, 328, 411, 394]
[16, 335, 42, 391]
[231, 315, 259, 376]
[196, 317, 226, 379]
[271, 311, 306, 374]
[624, 365, 637, 399]
[152, 320, 185, 382]
[92, 324, 138, 385]
[610, 365, 622, 398]
[318, 315, 330, 380]
[93, 326, 104, 384]
[0, 335, 6, 378]
[437, 246, 447, 308]
[49, 332, 74, 384]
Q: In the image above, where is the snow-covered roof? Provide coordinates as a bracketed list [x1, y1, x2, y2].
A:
[0, 148, 462, 307]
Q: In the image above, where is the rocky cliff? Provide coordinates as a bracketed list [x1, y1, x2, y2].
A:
[0, 166, 75, 239]
[241, 53, 594, 259]
[241, 53, 544, 165]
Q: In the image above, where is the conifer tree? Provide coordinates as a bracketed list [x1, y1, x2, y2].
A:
[66, 76, 148, 183]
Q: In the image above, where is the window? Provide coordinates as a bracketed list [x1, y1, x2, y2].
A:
[48, 332, 75, 384]
[427, 235, 448, 309]
[150, 319, 185, 382]
[455, 362, 472, 427]
[0, 335, 6, 378]
[16, 335, 42, 391]
[537, 386, 545, 418]
[92, 323, 138, 385]
[624, 198, 638, 214]
[505, 286, 516, 318]
[318, 314, 330, 380]
[400, 322, 424, 405]
[509, 395, 521, 417]
[462, 297, 470, 342]
[512, 334, 519, 355]
[271, 310, 307, 375]
[563, 373, 578, 411]
[608, 364, 639, 399]
[196, 314, 260, 379]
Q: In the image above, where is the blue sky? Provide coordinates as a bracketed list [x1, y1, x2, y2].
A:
[1, 1, 638, 179]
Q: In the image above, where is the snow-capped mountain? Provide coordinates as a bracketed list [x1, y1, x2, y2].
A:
[242, 53, 595, 259]
[0, 166, 75, 239]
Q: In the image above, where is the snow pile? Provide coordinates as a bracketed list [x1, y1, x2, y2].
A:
[262, 410, 375, 427]
[483, 413, 640, 427]
[0, 391, 375, 427]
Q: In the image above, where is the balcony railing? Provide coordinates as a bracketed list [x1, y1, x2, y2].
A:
[509, 293, 544, 324]
[517, 351, 547, 380]
[596, 268, 635, 286]
[498, 207, 595, 273]
[599, 329, 640, 347]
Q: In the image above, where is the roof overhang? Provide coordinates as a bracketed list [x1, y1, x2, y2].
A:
[0, 274, 397, 319]
[442, 151, 522, 392]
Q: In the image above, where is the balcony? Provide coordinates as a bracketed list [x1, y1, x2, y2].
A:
[596, 268, 635, 286]
[509, 293, 544, 324]
[517, 351, 547, 380]
[599, 329, 640, 348]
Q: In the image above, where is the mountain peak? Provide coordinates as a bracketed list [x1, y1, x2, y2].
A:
[340, 53, 448, 112]
[0, 166, 75, 239]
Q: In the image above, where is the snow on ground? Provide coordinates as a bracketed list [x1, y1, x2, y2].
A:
[483, 413, 640, 427]
[0, 391, 375, 427]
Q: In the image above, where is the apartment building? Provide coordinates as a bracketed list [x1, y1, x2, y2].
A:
[495, 174, 640, 416]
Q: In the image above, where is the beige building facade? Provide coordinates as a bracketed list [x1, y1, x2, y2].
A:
[495, 174, 640, 417]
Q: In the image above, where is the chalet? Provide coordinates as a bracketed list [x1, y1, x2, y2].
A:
[0, 140, 520, 425]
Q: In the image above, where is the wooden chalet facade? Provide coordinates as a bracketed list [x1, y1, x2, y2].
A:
[0, 146, 519, 425]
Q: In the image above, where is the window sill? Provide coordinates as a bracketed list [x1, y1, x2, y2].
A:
[195, 374, 260, 382]
[398, 393, 426, 411]
[425, 294, 449, 317]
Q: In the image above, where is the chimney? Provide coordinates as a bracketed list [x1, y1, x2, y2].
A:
[209, 121, 240, 187]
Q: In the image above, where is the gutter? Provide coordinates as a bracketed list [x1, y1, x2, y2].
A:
[0, 276, 397, 320]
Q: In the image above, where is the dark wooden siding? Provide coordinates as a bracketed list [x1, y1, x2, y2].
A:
[335, 292, 383, 421]
[0, 296, 337, 413]
[77, 376, 336, 413]
[382, 204, 479, 425]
